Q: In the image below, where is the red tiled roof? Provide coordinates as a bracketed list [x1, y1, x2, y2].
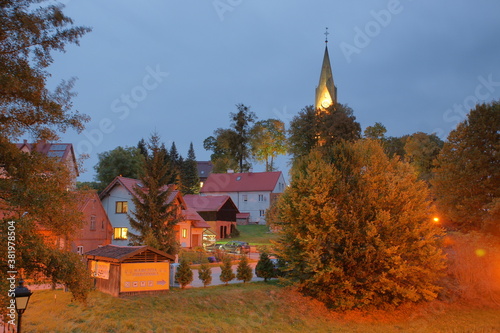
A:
[15, 141, 79, 176]
[200, 171, 283, 193]
[182, 208, 210, 228]
[183, 194, 233, 212]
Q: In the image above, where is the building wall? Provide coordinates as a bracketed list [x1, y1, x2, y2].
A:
[72, 193, 112, 254]
[101, 185, 136, 246]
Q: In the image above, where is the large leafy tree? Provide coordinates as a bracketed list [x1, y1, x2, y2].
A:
[432, 101, 500, 232]
[272, 140, 446, 310]
[204, 104, 256, 172]
[250, 119, 287, 171]
[94, 146, 145, 187]
[0, 0, 91, 307]
[288, 104, 361, 159]
[404, 132, 443, 182]
[128, 133, 181, 255]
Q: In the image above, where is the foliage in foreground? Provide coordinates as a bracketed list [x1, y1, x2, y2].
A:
[273, 140, 447, 310]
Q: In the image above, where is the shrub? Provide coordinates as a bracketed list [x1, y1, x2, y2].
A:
[175, 259, 193, 289]
[236, 255, 253, 283]
[219, 255, 235, 285]
[255, 252, 275, 282]
[198, 263, 212, 288]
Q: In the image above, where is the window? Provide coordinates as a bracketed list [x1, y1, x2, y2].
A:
[115, 201, 128, 213]
[243, 194, 248, 202]
[260, 210, 265, 217]
[258, 194, 264, 201]
[76, 246, 84, 255]
[182, 228, 188, 238]
[114, 227, 128, 240]
[90, 215, 96, 231]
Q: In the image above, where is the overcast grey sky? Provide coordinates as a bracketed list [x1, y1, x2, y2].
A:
[46, 1, 500, 181]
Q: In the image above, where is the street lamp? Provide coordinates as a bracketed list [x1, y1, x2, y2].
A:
[14, 279, 33, 333]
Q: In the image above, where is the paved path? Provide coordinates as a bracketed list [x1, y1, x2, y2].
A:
[188, 262, 264, 288]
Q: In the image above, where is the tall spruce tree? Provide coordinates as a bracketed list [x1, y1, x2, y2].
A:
[128, 133, 181, 255]
[181, 142, 200, 194]
[272, 140, 446, 310]
[255, 252, 275, 282]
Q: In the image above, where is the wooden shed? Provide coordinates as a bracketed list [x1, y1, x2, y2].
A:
[85, 244, 175, 297]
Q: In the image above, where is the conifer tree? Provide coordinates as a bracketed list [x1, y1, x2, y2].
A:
[175, 259, 193, 289]
[219, 255, 235, 285]
[273, 140, 446, 310]
[255, 252, 275, 282]
[236, 255, 253, 283]
[198, 263, 212, 288]
[181, 142, 200, 194]
[128, 133, 181, 255]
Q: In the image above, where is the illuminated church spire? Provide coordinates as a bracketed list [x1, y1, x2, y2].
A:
[315, 27, 337, 111]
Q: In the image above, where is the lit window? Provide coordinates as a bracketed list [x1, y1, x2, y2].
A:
[77, 246, 84, 255]
[182, 228, 187, 238]
[260, 210, 265, 217]
[90, 215, 96, 231]
[114, 227, 128, 240]
[115, 201, 128, 213]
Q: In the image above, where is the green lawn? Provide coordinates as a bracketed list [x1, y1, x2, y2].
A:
[231, 224, 279, 246]
[22, 283, 500, 333]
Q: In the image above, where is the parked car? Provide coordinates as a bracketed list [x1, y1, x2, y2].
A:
[205, 243, 223, 252]
[222, 241, 251, 254]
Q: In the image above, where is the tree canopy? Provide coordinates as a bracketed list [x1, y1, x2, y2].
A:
[94, 146, 145, 187]
[288, 104, 361, 159]
[250, 119, 287, 171]
[272, 140, 446, 310]
[0, 0, 92, 307]
[432, 101, 500, 232]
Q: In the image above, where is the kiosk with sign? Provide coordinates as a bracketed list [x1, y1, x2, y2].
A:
[85, 245, 175, 297]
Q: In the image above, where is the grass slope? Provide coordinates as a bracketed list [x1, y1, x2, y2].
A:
[23, 282, 500, 333]
[232, 225, 279, 245]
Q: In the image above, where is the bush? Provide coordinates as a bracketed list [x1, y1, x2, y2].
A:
[198, 263, 212, 288]
[255, 252, 275, 282]
[175, 259, 193, 289]
[219, 255, 235, 285]
[179, 249, 209, 265]
[236, 255, 253, 283]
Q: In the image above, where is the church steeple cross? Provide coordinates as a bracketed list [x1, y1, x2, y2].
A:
[324, 27, 329, 44]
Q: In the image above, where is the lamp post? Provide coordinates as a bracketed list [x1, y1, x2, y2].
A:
[14, 279, 32, 333]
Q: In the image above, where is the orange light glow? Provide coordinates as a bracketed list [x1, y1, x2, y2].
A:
[475, 248, 486, 257]
[432, 217, 440, 223]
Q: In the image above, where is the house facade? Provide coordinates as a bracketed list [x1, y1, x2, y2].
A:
[99, 176, 209, 248]
[184, 194, 239, 241]
[199, 171, 286, 225]
[72, 191, 113, 255]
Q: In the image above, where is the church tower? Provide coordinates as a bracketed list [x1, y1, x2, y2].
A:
[315, 28, 337, 112]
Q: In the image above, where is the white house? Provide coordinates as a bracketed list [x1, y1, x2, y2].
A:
[99, 176, 209, 248]
[199, 171, 286, 225]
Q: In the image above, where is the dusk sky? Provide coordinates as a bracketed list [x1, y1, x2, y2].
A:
[46, 1, 500, 181]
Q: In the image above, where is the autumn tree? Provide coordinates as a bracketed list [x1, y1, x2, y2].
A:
[175, 259, 193, 289]
[432, 101, 500, 232]
[0, 0, 91, 307]
[250, 119, 287, 171]
[288, 104, 361, 159]
[219, 255, 235, 285]
[94, 146, 145, 187]
[198, 263, 212, 287]
[128, 133, 181, 255]
[236, 255, 253, 283]
[204, 104, 256, 172]
[363, 122, 387, 140]
[272, 140, 446, 310]
[180, 142, 200, 194]
[404, 132, 443, 181]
